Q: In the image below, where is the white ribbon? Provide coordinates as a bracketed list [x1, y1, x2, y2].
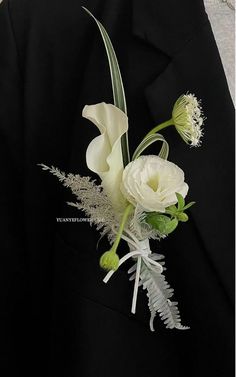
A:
[103, 234, 163, 315]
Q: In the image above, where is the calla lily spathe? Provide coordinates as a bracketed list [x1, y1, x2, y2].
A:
[82, 103, 128, 212]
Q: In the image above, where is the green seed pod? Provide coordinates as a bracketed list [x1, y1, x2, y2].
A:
[99, 251, 120, 271]
[177, 212, 189, 222]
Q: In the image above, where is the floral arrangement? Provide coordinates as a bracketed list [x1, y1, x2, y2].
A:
[39, 8, 204, 331]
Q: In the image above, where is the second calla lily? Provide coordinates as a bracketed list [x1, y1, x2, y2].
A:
[82, 102, 128, 213]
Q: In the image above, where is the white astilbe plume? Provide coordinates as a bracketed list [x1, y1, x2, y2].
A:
[39, 164, 120, 243]
[39, 164, 163, 243]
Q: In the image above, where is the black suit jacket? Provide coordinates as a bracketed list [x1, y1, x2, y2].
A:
[0, 1, 234, 376]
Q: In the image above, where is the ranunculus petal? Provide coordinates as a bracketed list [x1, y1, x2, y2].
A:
[121, 155, 189, 212]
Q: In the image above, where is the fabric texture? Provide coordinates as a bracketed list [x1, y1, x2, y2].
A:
[0, 1, 234, 376]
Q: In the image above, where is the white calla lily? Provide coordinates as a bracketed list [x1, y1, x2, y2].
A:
[82, 103, 128, 212]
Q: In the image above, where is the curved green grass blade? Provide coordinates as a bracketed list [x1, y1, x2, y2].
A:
[82, 7, 130, 165]
[132, 133, 169, 160]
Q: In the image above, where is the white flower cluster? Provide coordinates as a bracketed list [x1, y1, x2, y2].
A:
[172, 94, 204, 147]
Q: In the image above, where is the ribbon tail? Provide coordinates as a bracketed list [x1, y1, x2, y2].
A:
[131, 256, 142, 314]
[145, 257, 164, 273]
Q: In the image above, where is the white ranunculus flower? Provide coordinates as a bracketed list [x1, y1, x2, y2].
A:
[82, 103, 128, 211]
[121, 155, 188, 212]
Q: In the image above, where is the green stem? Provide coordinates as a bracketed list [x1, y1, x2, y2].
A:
[110, 203, 133, 254]
[121, 133, 130, 167]
[145, 118, 174, 138]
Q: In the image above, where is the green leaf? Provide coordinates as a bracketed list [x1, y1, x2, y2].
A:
[164, 217, 179, 234]
[165, 205, 178, 216]
[168, 205, 177, 211]
[132, 133, 169, 161]
[183, 201, 196, 211]
[145, 213, 178, 235]
[82, 7, 130, 166]
[176, 193, 185, 210]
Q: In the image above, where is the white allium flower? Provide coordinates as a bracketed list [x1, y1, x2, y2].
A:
[121, 155, 188, 213]
[172, 94, 204, 147]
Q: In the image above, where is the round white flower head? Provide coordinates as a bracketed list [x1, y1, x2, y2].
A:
[172, 94, 204, 147]
[121, 155, 189, 213]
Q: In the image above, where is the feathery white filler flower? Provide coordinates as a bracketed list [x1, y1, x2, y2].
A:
[172, 94, 204, 146]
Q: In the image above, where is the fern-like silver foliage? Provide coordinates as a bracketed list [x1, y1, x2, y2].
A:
[128, 253, 190, 331]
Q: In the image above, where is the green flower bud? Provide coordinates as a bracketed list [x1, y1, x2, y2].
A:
[177, 212, 189, 222]
[99, 251, 120, 271]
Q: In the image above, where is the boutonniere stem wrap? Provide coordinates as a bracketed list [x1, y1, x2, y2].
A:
[39, 8, 205, 331]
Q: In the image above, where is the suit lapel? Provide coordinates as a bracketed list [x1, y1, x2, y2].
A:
[133, 4, 234, 304]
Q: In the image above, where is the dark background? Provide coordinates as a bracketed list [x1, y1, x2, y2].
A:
[0, 0, 234, 376]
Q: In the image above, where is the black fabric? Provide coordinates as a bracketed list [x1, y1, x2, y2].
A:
[0, 0, 234, 376]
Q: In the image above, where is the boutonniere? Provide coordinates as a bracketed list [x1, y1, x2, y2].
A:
[39, 8, 204, 331]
